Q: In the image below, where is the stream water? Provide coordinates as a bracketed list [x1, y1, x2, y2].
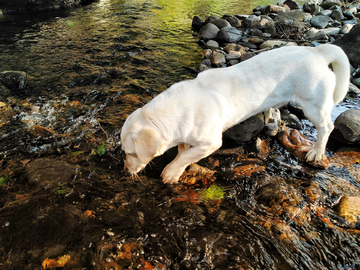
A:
[1, 0, 360, 269]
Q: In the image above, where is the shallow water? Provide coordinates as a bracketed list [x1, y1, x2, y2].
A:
[1, 0, 360, 269]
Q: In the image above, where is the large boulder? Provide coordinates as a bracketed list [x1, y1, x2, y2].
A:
[332, 109, 360, 143]
[199, 23, 219, 42]
[333, 24, 360, 68]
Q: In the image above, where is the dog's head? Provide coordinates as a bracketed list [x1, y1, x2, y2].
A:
[120, 108, 161, 175]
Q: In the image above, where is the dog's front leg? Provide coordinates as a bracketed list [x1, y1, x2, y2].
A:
[161, 142, 221, 184]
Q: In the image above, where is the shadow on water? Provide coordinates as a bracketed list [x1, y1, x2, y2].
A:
[1, 0, 360, 269]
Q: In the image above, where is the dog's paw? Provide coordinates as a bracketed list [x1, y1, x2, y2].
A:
[161, 165, 184, 184]
[305, 148, 325, 162]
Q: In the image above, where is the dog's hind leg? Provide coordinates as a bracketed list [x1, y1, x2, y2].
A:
[302, 101, 334, 162]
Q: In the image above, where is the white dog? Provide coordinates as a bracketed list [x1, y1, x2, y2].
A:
[120, 44, 350, 184]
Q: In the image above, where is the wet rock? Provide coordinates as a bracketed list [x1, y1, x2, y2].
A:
[210, 19, 231, 29]
[321, 0, 341, 9]
[209, 51, 226, 67]
[230, 160, 266, 178]
[204, 14, 218, 24]
[241, 15, 260, 28]
[224, 16, 241, 28]
[199, 23, 219, 42]
[223, 112, 265, 142]
[333, 24, 360, 67]
[202, 49, 212, 59]
[275, 10, 305, 22]
[283, 0, 300, 10]
[277, 128, 330, 168]
[216, 26, 242, 43]
[0, 71, 27, 91]
[179, 164, 216, 185]
[205, 40, 220, 50]
[192, 16, 204, 30]
[310, 15, 333, 29]
[282, 113, 304, 130]
[331, 9, 345, 21]
[338, 196, 360, 226]
[332, 109, 360, 143]
[340, 24, 355, 34]
[29, 125, 55, 138]
[27, 158, 81, 189]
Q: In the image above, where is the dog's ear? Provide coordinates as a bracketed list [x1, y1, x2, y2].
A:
[133, 127, 160, 164]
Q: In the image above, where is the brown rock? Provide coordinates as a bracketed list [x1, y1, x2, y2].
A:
[277, 128, 330, 169]
[209, 51, 226, 67]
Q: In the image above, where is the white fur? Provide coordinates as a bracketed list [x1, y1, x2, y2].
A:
[121, 44, 350, 184]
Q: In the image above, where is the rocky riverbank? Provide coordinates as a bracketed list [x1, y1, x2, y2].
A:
[192, 0, 360, 151]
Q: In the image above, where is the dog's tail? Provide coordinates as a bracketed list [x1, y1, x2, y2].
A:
[317, 44, 350, 105]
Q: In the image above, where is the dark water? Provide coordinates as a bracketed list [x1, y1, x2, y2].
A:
[1, 0, 360, 269]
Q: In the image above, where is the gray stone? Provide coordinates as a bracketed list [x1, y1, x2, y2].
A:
[216, 26, 242, 43]
[205, 40, 220, 50]
[0, 71, 27, 90]
[353, 77, 360, 88]
[223, 112, 265, 142]
[307, 32, 329, 41]
[343, 11, 355, 19]
[331, 9, 344, 20]
[199, 23, 219, 41]
[310, 15, 333, 29]
[321, 0, 341, 9]
[333, 24, 360, 67]
[333, 109, 360, 143]
[204, 15, 218, 24]
[210, 19, 231, 29]
[197, 64, 210, 73]
[192, 16, 204, 30]
[319, 9, 332, 16]
[282, 113, 304, 130]
[242, 15, 260, 28]
[224, 16, 241, 27]
[275, 10, 305, 22]
[225, 54, 241, 61]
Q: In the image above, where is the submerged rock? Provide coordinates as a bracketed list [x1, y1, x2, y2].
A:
[27, 158, 81, 189]
[0, 71, 27, 91]
[338, 196, 360, 227]
[277, 128, 330, 168]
